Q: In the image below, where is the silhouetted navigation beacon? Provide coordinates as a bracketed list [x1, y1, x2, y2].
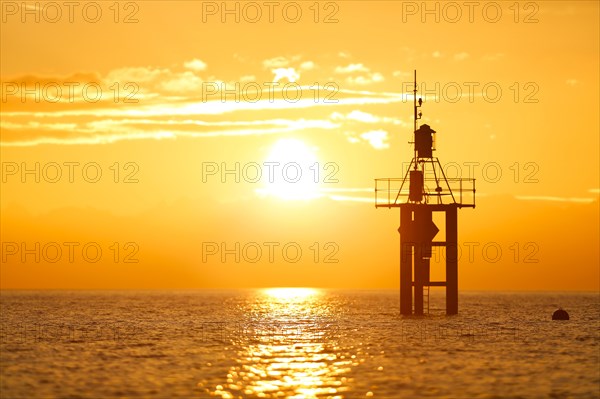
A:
[374, 70, 476, 316]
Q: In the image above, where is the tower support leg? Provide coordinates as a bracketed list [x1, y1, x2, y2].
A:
[400, 207, 413, 315]
[414, 245, 424, 315]
[446, 206, 458, 315]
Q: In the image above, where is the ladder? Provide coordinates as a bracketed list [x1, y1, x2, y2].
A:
[424, 285, 430, 314]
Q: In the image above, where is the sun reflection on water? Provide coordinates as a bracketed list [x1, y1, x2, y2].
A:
[211, 288, 351, 399]
[263, 287, 320, 301]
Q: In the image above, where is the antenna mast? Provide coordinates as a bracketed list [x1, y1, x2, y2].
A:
[413, 70, 417, 169]
[413, 70, 422, 170]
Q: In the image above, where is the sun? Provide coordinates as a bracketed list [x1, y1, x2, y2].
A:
[256, 138, 321, 200]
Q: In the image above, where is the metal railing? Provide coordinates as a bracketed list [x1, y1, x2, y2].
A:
[375, 177, 476, 208]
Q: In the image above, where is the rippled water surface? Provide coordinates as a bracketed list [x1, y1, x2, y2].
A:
[1, 290, 598, 398]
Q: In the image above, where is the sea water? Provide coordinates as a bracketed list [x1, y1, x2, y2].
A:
[1, 290, 598, 398]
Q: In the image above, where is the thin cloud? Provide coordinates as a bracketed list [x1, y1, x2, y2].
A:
[328, 195, 373, 203]
[103, 66, 170, 84]
[183, 59, 207, 71]
[346, 73, 384, 85]
[254, 186, 374, 203]
[454, 52, 470, 61]
[334, 63, 384, 85]
[335, 63, 369, 74]
[272, 67, 300, 82]
[330, 110, 405, 126]
[482, 53, 505, 61]
[392, 70, 411, 78]
[262, 56, 300, 69]
[4, 117, 340, 132]
[515, 195, 595, 204]
[360, 130, 389, 150]
[3, 121, 341, 147]
[2, 87, 406, 119]
[332, 110, 381, 123]
[318, 187, 373, 193]
[300, 61, 316, 70]
[159, 71, 203, 92]
[1, 68, 411, 146]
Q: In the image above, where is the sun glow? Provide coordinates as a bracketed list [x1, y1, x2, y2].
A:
[256, 138, 321, 200]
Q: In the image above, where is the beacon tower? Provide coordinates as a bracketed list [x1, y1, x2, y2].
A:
[375, 71, 476, 315]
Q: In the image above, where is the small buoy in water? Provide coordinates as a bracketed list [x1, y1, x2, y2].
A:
[552, 308, 569, 320]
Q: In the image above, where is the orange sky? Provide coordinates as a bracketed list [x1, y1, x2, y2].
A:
[1, 1, 598, 290]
